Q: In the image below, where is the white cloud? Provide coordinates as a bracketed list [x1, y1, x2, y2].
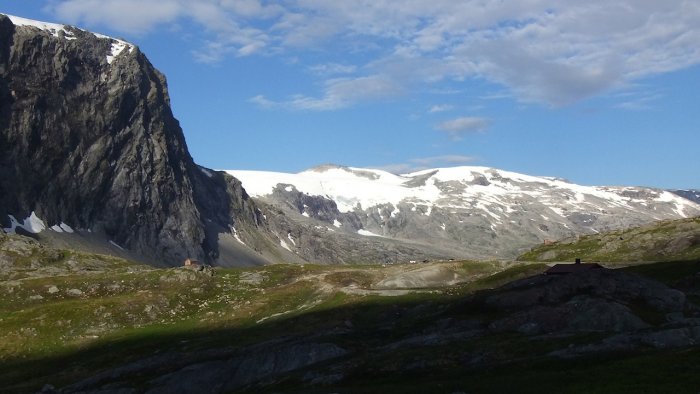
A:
[47, 0, 700, 107]
[250, 75, 404, 111]
[428, 104, 454, 113]
[247, 94, 278, 109]
[613, 90, 663, 111]
[436, 117, 489, 140]
[49, 0, 183, 34]
[308, 63, 358, 76]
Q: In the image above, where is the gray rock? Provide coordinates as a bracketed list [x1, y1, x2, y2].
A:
[640, 326, 700, 349]
[66, 288, 83, 296]
[146, 342, 347, 393]
[486, 269, 688, 336]
[58, 340, 346, 393]
[489, 298, 648, 335]
[487, 269, 686, 314]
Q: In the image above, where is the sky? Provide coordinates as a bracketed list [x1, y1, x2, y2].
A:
[2, 1, 699, 189]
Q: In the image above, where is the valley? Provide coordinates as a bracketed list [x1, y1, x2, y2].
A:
[3, 217, 700, 392]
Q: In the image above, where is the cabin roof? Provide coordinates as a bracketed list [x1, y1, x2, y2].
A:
[545, 262, 603, 275]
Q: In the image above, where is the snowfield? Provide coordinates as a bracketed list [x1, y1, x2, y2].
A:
[225, 165, 698, 219]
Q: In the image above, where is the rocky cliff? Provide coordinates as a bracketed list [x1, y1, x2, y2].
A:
[0, 14, 277, 266]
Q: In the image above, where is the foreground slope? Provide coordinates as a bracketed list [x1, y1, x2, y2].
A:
[0, 14, 294, 266]
[2, 232, 700, 393]
[519, 216, 700, 262]
[228, 165, 700, 260]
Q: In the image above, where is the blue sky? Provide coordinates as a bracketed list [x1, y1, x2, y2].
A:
[2, 1, 699, 189]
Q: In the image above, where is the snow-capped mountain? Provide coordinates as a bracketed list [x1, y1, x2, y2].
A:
[226, 165, 700, 261]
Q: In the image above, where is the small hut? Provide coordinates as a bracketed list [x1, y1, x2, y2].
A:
[184, 258, 201, 267]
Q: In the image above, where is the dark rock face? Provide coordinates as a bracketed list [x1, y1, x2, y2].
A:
[0, 16, 263, 265]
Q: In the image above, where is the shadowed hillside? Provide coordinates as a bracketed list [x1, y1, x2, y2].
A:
[3, 232, 700, 393]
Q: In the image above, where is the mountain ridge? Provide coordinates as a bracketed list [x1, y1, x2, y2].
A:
[227, 165, 700, 261]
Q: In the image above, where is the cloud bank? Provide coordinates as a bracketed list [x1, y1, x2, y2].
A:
[47, 0, 700, 108]
[437, 117, 490, 140]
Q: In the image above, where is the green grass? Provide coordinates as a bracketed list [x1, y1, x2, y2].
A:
[519, 217, 700, 263]
[3, 232, 700, 393]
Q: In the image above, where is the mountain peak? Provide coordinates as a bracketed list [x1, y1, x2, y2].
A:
[1, 13, 135, 64]
[304, 164, 349, 173]
[226, 164, 700, 260]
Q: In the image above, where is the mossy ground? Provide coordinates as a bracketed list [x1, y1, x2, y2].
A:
[2, 229, 700, 392]
[2, 234, 551, 392]
[519, 217, 700, 262]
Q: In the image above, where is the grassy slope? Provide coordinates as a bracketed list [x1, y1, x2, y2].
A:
[2, 230, 700, 393]
[1, 232, 551, 392]
[518, 217, 700, 262]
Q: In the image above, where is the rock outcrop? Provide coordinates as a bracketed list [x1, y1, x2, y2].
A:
[50, 340, 347, 394]
[486, 269, 687, 334]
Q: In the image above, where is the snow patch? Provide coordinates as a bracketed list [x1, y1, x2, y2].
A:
[358, 229, 382, 237]
[287, 232, 296, 246]
[106, 40, 130, 64]
[109, 240, 125, 250]
[333, 219, 342, 228]
[231, 227, 246, 245]
[3, 212, 46, 234]
[49, 222, 75, 233]
[302, 211, 310, 217]
[280, 239, 292, 251]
